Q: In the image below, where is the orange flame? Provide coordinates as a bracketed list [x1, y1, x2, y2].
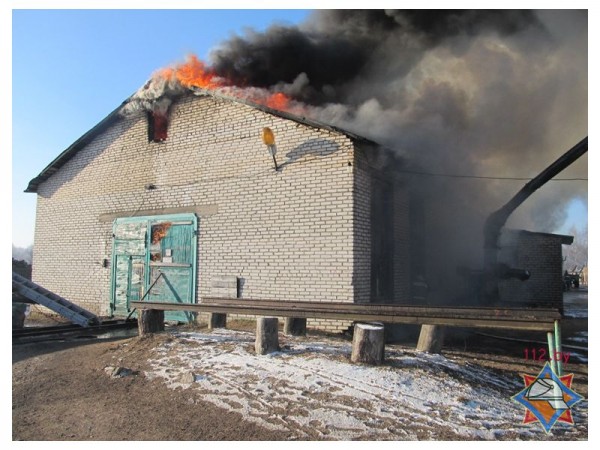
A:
[159, 55, 224, 90]
[151, 222, 172, 244]
[155, 54, 292, 112]
[265, 92, 290, 110]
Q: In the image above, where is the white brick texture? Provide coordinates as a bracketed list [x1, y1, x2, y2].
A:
[31, 94, 411, 332]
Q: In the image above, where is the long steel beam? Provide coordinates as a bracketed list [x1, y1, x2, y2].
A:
[131, 299, 561, 331]
[12, 319, 138, 339]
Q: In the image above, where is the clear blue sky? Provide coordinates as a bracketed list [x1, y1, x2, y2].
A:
[11, 9, 311, 247]
[10, 8, 589, 248]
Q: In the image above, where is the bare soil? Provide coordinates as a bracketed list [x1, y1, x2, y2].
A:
[12, 331, 292, 441]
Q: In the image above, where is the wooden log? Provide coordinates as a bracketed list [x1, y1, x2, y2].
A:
[138, 309, 164, 335]
[416, 324, 445, 353]
[351, 323, 385, 365]
[255, 317, 279, 355]
[283, 317, 307, 336]
[208, 313, 227, 330]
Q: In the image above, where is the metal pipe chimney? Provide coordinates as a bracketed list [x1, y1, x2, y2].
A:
[482, 136, 588, 303]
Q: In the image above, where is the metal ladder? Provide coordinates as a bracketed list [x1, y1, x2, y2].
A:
[12, 272, 100, 327]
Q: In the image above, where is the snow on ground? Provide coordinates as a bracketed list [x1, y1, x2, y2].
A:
[143, 329, 587, 440]
[563, 289, 588, 319]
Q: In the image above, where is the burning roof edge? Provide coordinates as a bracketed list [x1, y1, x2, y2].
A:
[25, 90, 381, 193]
[189, 87, 380, 146]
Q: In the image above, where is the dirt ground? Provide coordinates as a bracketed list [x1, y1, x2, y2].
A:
[12, 329, 293, 441]
[12, 318, 587, 441]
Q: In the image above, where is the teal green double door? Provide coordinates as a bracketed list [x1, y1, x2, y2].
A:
[110, 214, 197, 322]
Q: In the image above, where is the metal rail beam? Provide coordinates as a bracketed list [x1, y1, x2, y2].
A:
[202, 297, 560, 319]
[131, 299, 560, 331]
[12, 319, 138, 339]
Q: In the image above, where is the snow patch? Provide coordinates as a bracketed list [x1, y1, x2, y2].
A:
[143, 328, 586, 440]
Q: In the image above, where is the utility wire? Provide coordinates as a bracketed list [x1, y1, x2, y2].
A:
[396, 168, 587, 181]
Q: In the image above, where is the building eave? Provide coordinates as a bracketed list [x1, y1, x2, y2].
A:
[25, 90, 380, 194]
[25, 102, 128, 193]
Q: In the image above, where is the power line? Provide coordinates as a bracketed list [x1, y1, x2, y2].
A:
[397, 168, 587, 181]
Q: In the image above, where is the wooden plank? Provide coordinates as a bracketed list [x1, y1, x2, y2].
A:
[150, 301, 555, 324]
[149, 262, 192, 268]
[113, 222, 146, 240]
[202, 296, 561, 313]
[211, 288, 237, 298]
[211, 280, 238, 289]
[201, 297, 561, 321]
[211, 276, 238, 298]
[130, 301, 558, 331]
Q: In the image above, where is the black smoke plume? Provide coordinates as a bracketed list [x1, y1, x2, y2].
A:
[211, 10, 542, 104]
[210, 10, 587, 303]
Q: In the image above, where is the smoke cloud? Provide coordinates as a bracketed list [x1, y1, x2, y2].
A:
[210, 10, 587, 302]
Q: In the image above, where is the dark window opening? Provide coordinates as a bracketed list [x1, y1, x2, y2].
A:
[148, 110, 169, 142]
[370, 177, 394, 302]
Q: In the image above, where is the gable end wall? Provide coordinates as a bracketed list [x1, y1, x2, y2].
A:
[32, 95, 358, 320]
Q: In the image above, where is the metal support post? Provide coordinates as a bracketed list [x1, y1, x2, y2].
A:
[547, 331, 558, 375]
[554, 320, 563, 376]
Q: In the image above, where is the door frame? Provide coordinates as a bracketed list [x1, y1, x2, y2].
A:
[109, 213, 198, 320]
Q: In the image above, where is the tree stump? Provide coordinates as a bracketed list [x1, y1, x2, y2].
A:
[283, 317, 307, 336]
[209, 313, 227, 330]
[351, 322, 385, 365]
[138, 309, 164, 335]
[417, 324, 445, 353]
[255, 317, 279, 355]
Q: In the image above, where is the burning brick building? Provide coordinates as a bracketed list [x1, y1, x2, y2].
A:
[26, 10, 586, 328]
[27, 89, 412, 330]
[26, 88, 579, 329]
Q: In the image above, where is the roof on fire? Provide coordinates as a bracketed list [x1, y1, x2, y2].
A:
[25, 90, 379, 193]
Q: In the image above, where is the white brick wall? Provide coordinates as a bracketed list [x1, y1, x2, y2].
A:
[32, 94, 359, 330]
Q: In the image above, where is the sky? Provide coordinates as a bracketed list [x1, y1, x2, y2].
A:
[10, 7, 312, 247]
[8, 3, 592, 249]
